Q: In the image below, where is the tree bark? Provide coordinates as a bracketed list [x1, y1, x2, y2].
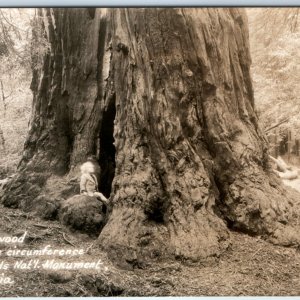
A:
[2, 8, 300, 263]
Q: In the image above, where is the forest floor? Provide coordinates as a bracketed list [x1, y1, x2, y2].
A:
[0, 202, 300, 296]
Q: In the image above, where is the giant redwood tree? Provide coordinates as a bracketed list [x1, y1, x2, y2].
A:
[2, 8, 300, 263]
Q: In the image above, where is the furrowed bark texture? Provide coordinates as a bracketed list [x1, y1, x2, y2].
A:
[2, 8, 106, 208]
[2, 8, 299, 263]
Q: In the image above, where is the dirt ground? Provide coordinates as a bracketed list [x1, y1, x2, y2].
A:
[0, 202, 299, 297]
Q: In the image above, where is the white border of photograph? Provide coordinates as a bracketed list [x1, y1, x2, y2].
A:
[1, 0, 300, 7]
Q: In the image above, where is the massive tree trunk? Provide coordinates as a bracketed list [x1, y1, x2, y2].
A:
[2, 8, 300, 263]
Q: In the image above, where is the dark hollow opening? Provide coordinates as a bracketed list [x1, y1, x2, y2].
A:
[98, 96, 116, 199]
[146, 206, 165, 224]
[144, 197, 166, 224]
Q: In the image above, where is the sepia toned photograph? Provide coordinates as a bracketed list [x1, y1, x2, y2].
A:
[0, 7, 299, 297]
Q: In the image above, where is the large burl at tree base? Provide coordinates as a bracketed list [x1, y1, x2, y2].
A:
[1, 8, 300, 263]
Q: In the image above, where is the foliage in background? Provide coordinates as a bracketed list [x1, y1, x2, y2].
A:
[247, 8, 300, 139]
[0, 9, 34, 178]
[0, 8, 299, 177]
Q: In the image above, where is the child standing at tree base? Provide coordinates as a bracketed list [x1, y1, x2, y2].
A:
[80, 155, 109, 205]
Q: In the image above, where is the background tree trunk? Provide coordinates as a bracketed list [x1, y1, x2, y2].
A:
[2, 8, 300, 264]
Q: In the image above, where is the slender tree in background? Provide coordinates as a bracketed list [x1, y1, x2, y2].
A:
[248, 8, 300, 138]
[0, 9, 33, 177]
[2, 8, 300, 263]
